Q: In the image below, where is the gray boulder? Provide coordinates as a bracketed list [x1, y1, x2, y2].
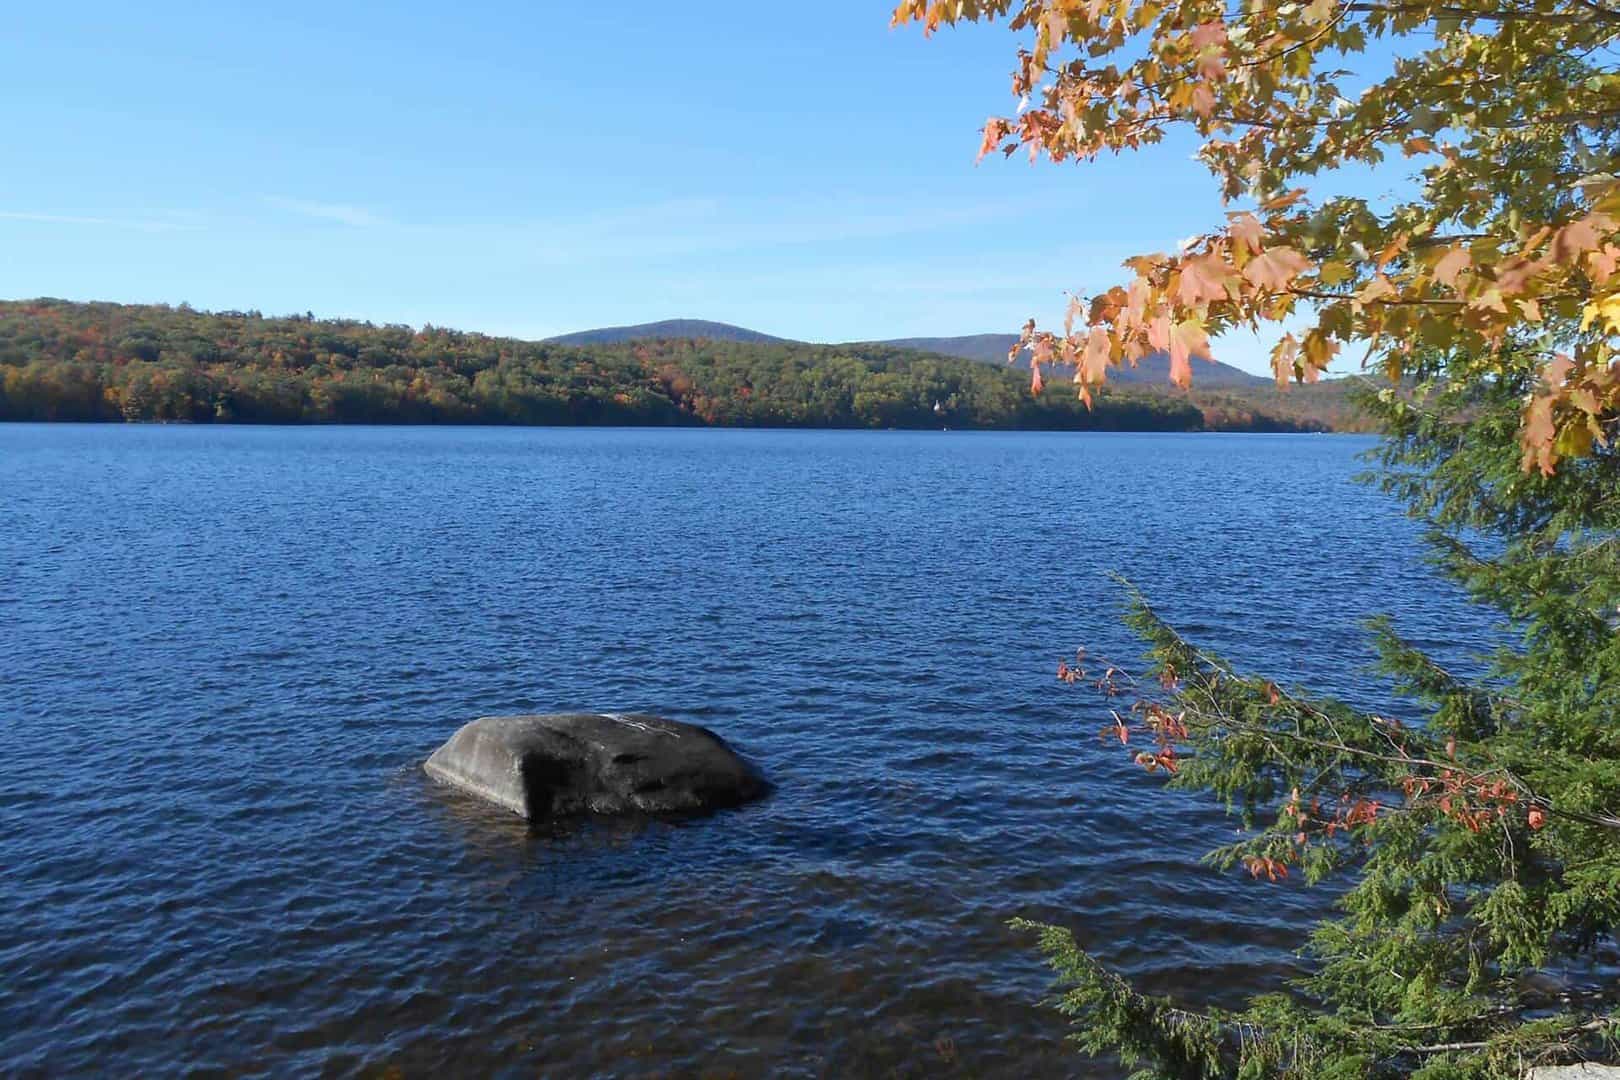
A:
[424, 713, 767, 819]
[1528, 1067, 1620, 1079]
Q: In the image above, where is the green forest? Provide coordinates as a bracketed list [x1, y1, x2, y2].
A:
[0, 299, 1355, 432]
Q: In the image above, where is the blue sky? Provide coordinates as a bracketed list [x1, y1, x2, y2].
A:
[5, 1, 1304, 373]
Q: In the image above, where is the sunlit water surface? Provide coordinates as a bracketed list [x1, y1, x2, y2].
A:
[2, 425, 1494, 1077]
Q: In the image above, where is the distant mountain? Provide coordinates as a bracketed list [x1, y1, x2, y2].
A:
[865, 333, 1267, 388]
[546, 319, 789, 346]
[866, 334, 1022, 365]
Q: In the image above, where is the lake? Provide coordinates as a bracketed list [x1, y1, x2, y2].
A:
[1, 425, 1491, 1077]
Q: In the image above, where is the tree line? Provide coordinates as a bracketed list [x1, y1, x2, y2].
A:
[0, 299, 1332, 432]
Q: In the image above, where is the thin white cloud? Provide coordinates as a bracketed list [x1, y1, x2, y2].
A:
[266, 196, 390, 227]
[0, 210, 194, 232]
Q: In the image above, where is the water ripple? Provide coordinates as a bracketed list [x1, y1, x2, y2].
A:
[0, 425, 1494, 1076]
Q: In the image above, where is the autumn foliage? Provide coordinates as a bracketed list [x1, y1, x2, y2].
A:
[893, 0, 1620, 472]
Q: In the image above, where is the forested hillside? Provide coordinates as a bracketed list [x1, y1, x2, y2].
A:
[0, 299, 1349, 431]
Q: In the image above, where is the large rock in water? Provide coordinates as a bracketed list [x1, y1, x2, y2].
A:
[424, 713, 767, 819]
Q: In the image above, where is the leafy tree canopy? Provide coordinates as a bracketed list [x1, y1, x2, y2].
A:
[894, 0, 1620, 472]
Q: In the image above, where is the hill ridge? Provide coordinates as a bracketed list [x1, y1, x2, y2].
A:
[545, 319, 789, 346]
[547, 320, 1265, 388]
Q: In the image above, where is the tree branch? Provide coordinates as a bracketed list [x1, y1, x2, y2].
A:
[1345, 2, 1620, 24]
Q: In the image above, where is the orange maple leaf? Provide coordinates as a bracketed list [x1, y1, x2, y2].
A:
[1177, 254, 1235, 306]
[1227, 212, 1265, 254]
[1433, 245, 1472, 288]
[1242, 247, 1313, 291]
[1081, 326, 1111, 385]
[1168, 319, 1210, 387]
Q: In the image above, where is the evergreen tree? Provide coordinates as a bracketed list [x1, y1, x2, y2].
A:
[1026, 348, 1619, 1077]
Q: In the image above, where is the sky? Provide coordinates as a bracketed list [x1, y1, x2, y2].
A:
[3, 1, 1365, 375]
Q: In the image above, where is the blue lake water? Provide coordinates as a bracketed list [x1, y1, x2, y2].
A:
[1, 425, 1492, 1077]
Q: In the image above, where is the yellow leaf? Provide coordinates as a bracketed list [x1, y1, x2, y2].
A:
[1303, 329, 1338, 372]
[1554, 421, 1593, 459]
[1317, 261, 1352, 286]
[1581, 293, 1620, 334]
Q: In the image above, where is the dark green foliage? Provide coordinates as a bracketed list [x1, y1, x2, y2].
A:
[1021, 349, 1620, 1077]
[0, 298, 1332, 432]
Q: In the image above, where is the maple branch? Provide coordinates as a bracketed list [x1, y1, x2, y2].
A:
[1282, 288, 1586, 310]
[1289, 290, 1469, 306]
[1344, 2, 1620, 24]
[1229, 5, 1356, 72]
[1407, 233, 1492, 248]
[1490, 108, 1620, 130]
